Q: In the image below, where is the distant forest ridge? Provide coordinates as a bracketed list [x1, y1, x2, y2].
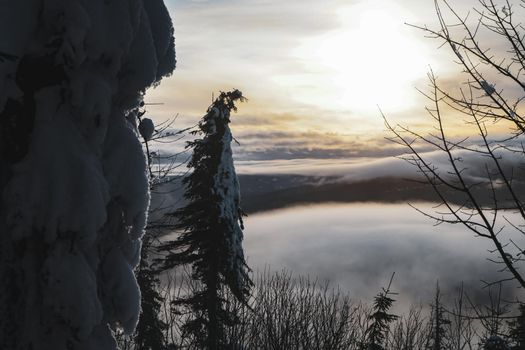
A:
[151, 174, 525, 215]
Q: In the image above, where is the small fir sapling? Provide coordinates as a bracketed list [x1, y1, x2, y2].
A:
[364, 273, 399, 350]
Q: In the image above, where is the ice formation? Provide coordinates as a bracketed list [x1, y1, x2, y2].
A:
[0, 1, 175, 349]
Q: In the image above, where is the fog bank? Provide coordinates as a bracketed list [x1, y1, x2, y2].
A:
[243, 203, 522, 308]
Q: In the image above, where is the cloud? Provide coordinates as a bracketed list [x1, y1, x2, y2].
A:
[149, 126, 525, 202]
[153, 0, 525, 154]
[155, 0, 433, 132]
[241, 203, 524, 309]
[230, 128, 408, 160]
[160, 0, 348, 100]
[230, 135, 525, 193]
[149, 0, 525, 187]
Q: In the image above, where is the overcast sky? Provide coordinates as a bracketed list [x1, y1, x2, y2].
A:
[149, 0, 521, 166]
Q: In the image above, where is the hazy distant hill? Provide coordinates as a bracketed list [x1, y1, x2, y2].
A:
[152, 174, 525, 215]
[238, 174, 525, 214]
[239, 175, 437, 213]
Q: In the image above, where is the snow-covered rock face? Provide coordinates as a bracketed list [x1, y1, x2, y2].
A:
[0, 1, 175, 349]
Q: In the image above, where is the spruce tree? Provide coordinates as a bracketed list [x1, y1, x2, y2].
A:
[161, 90, 252, 349]
[426, 283, 450, 350]
[508, 304, 525, 350]
[133, 234, 168, 350]
[364, 274, 398, 350]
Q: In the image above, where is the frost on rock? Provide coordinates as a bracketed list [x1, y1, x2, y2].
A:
[0, 1, 175, 349]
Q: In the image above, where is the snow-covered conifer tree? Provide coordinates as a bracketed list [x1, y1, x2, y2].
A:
[0, 1, 175, 349]
[161, 90, 253, 349]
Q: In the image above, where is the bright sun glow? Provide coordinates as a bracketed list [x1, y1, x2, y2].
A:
[294, 1, 432, 115]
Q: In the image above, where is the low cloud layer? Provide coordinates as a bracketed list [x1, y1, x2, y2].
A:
[243, 203, 523, 309]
